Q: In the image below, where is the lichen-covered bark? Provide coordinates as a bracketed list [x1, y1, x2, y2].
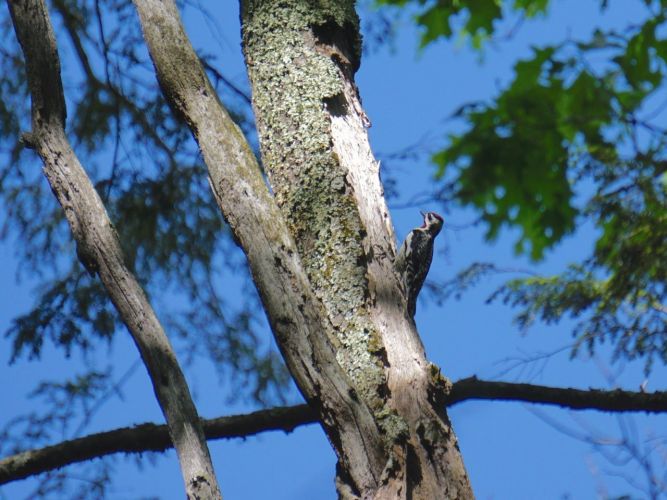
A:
[242, 1, 474, 498]
[241, 0, 387, 429]
[132, 0, 389, 495]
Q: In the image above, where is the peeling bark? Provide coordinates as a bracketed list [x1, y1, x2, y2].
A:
[131, 0, 389, 494]
[8, 0, 667, 498]
[241, 1, 473, 497]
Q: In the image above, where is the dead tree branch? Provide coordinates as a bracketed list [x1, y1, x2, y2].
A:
[447, 377, 667, 413]
[0, 405, 316, 485]
[2, 378, 665, 486]
[6, 1, 220, 497]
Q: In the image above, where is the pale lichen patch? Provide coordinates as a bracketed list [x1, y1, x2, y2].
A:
[241, 0, 390, 424]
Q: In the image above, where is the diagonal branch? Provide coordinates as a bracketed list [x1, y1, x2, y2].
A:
[2, 378, 665, 486]
[0, 405, 316, 486]
[6, 1, 220, 498]
[131, 0, 388, 488]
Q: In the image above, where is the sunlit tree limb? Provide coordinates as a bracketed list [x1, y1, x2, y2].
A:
[6, 0, 221, 497]
[447, 377, 667, 412]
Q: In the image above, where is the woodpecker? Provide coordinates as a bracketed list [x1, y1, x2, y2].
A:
[394, 211, 444, 318]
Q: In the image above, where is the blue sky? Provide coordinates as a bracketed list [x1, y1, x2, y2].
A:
[1, 1, 666, 499]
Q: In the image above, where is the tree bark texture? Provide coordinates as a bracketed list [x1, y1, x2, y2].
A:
[131, 0, 389, 493]
[6, 1, 221, 498]
[7, 0, 667, 498]
[132, 0, 473, 496]
[240, 1, 473, 498]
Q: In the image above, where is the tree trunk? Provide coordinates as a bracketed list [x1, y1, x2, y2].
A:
[132, 0, 388, 492]
[240, 1, 473, 498]
[126, 0, 474, 496]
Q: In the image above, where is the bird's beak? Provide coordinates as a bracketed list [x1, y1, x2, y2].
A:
[419, 210, 425, 217]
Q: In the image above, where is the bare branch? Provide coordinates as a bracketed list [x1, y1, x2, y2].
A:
[3, 378, 665, 486]
[448, 377, 667, 413]
[6, 1, 220, 497]
[0, 405, 316, 486]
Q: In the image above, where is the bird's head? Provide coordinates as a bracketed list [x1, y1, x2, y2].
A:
[420, 211, 444, 236]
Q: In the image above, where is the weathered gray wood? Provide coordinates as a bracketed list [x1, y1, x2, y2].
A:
[241, 1, 474, 497]
[131, 0, 389, 494]
[6, 1, 221, 498]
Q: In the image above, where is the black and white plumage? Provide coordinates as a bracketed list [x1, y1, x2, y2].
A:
[394, 211, 444, 318]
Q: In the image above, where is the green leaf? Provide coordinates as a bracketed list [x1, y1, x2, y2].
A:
[435, 47, 581, 259]
[513, 0, 550, 17]
[417, 5, 455, 46]
[615, 20, 662, 90]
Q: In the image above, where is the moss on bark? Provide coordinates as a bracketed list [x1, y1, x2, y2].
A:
[241, 0, 388, 419]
